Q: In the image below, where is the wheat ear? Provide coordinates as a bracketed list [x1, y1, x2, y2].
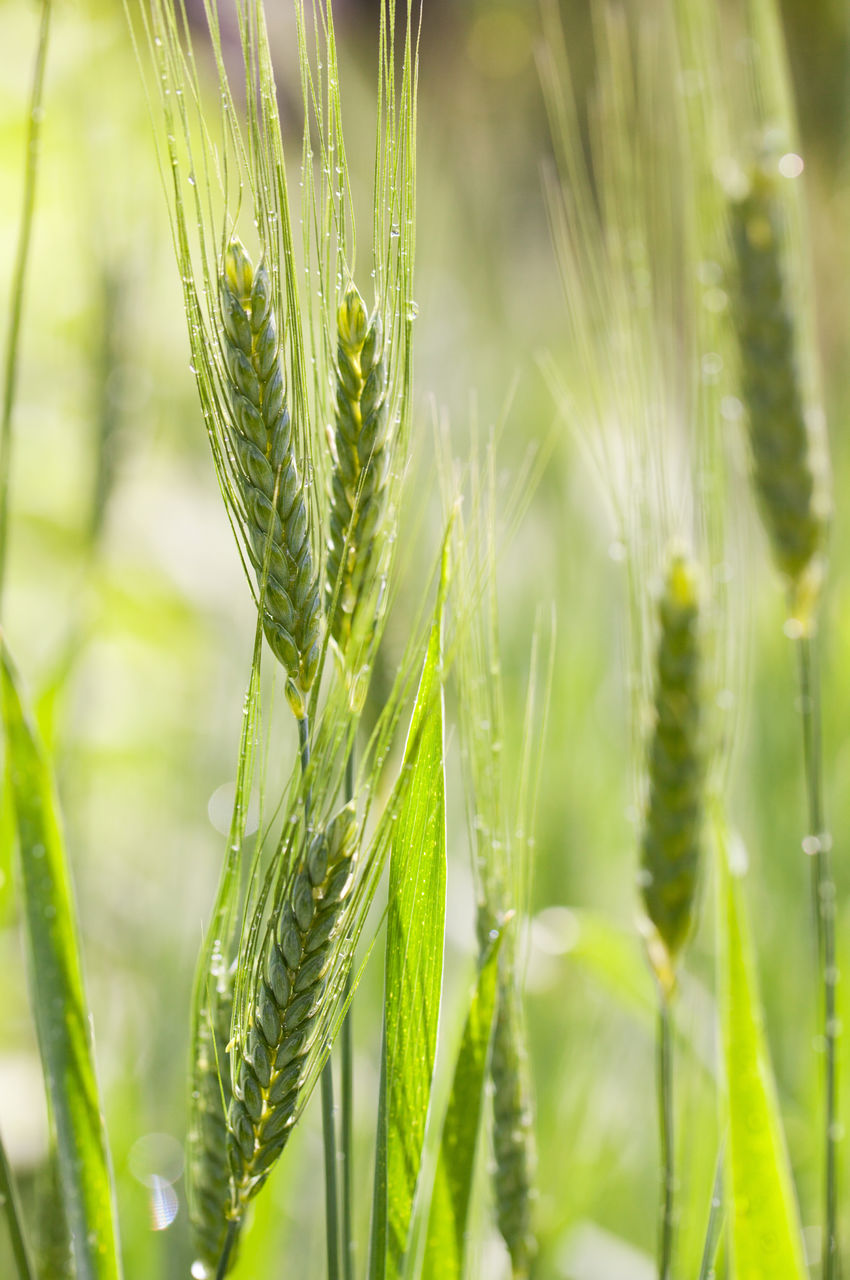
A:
[188, 964, 239, 1276]
[640, 551, 703, 971]
[490, 980, 536, 1280]
[637, 550, 703, 1279]
[326, 283, 389, 655]
[729, 168, 828, 624]
[226, 805, 357, 1222]
[220, 240, 321, 716]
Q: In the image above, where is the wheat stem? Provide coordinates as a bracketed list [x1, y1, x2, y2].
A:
[341, 747, 356, 1280]
[297, 716, 341, 1280]
[298, 714, 312, 826]
[215, 1220, 239, 1280]
[0, 1128, 35, 1280]
[321, 1060, 341, 1280]
[796, 631, 839, 1278]
[0, 0, 51, 616]
[656, 995, 675, 1280]
[697, 1145, 724, 1280]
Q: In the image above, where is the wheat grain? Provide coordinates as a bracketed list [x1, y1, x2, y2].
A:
[325, 282, 389, 656]
[640, 551, 703, 968]
[225, 804, 357, 1221]
[220, 240, 321, 717]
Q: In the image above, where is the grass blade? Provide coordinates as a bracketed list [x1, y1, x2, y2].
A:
[1, 641, 122, 1280]
[0, 1127, 35, 1280]
[715, 813, 808, 1280]
[421, 936, 502, 1280]
[0, 0, 51, 613]
[369, 556, 448, 1280]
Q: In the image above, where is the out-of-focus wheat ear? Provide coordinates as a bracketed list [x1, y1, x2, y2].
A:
[640, 551, 703, 989]
[325, 281, 390, 658]
[225, 804, 357, 1225]
[188, 963, 239, 1277]
[728, 165, 830, 630]
[220, 239, 322, 718]
[491, 979, 537, 1280]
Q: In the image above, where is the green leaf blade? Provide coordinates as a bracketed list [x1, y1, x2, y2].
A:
[421, 938, 503, 1280]
[1, 643, 122, 1280]
[716, 817, 808, 1280]
[370, 574, 448, 1280]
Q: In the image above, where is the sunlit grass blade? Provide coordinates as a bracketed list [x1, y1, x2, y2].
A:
[0, 0, 51, 614]
[714, 813, 808, 1280]
[421, 935, 502, 1280]
[697, 1145, 724, 1280]
[369, 551, 447, 1280]
[0, 640, 122, 1280]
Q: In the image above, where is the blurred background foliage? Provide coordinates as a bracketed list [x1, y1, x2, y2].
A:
[0, 0, 848, 1276]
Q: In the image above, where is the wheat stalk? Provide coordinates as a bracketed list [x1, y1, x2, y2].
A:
[639, 548, 704, 1279]
[443, 437, 554, 1280]
[728, 138, 838, 1280]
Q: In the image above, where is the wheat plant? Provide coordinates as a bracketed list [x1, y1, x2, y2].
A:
[136, 0, 427, 1275]
[541, 2, 740, 1273]
[446, 436, 552, 1279]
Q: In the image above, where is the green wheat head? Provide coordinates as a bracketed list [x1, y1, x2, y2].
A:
[640, 551, 703, 977]
[219, 239, 321, 716]
[226, 805, 357, 1221]
[729, 159, 829, 627]
[326, 283, 390, 657]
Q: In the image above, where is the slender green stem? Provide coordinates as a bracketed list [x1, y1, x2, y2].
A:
[697, 1144, 724, 1280]
[657, 994, 674, 1280]
[297, 712, 340, 1280]
[215, 1220, 239, 1280]
[0, 1129, 35, 1280]
[341, 746, 356, 1280]
[298, 714, 311, 823]
[796, 631, 839, 1280]
[0, 0, 51, 616]
[321, 1059, 341, 1280]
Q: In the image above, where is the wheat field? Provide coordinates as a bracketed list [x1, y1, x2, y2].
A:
[0, 1, 849, 1278]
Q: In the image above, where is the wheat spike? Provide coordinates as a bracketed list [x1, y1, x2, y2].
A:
[729, 167, 829, 618]
[640, 552, 703, 969]
[220, 240, 321, 715]
[225, 805, 357, 1223]
[188, 964, 240, 1275]
[326, 283, 390, 654]
[490, 979, 536, 1280]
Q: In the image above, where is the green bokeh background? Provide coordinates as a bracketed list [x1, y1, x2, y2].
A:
[0, 0, 848, 1275]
